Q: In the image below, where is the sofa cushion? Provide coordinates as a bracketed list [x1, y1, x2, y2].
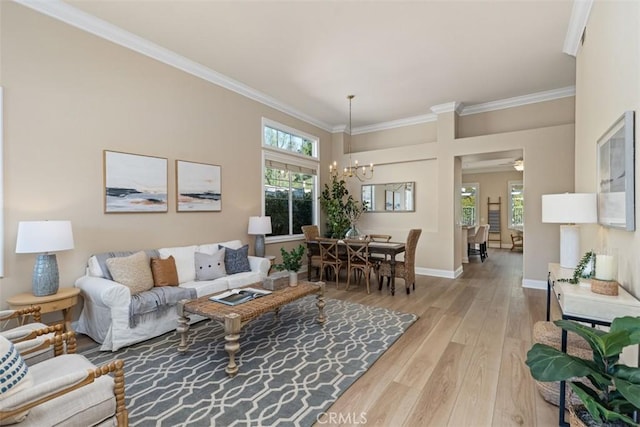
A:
[195, 250, 226, 281]
[150, 256, 179, 287]
[90, 249, 160, 279]
[219, 244, 250, 274]
[105, 251, 154, 295]
[158, 245, 197, 284]
[197, 240, 242, 255]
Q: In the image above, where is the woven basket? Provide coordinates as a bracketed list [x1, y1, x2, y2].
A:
[569, 405, 589, 427]
[532, 321, 593, 407]
[591, 279, 619, 296]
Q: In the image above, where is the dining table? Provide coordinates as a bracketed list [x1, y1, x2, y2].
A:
[306, 240, 407, 295]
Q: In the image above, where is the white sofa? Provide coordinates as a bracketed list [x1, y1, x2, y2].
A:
[74, 240, 270, 351]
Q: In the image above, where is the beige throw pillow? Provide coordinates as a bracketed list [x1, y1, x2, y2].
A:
[106, 251, 154, 295]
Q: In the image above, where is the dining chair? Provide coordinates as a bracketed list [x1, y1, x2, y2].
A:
[344, 239, 373, 294]
[317, 237, 343, 288]
[377, 229, 422, 295]
[468, 224, 490, 262]
[511, 233, 523, 251]
[301, 225, 322, 280]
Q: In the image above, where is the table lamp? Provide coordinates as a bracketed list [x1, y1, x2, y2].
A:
[248, 216, 272, 258]
[541, 193, 597, 269]
[16, 220, 75, 296]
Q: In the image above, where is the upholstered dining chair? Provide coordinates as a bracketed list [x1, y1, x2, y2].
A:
[317, 237, 343, 288]
[0, 332, 128, 426]
[468, 224, 490, 262]
[511, 233, 523, 251]
[377, 229, 422, 295]
[301, 225, 322, 280]
[344, 239, 374, 294]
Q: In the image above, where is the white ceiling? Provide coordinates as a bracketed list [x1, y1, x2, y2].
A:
[42, 0, 578, 132]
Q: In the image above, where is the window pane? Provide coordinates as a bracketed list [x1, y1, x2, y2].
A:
[265, 168, 290, 236]
[264, 125, 316, 158]
[461, 184, 478, 226]
[291, 173, 313, 235]
[510, 183, 524, 227]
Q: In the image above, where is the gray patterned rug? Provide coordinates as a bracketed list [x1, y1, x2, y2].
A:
[82, 296, 417, 426]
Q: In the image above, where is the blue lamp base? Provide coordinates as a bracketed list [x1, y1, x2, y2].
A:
[32, 254, 59, 296]
[255, 235, 266, 258]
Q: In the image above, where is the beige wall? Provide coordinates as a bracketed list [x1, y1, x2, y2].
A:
[0, 3, 332, 305]
[462, 170, 524, 247]
[0, 1, 581, 310]
[574, 1, 640, 297]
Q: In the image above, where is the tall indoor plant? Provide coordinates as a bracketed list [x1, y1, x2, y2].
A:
[319, 176, 366, 238]
[526, 316, 640, 426]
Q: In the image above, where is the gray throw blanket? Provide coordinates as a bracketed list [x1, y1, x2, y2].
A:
[129, 287, 197, 328]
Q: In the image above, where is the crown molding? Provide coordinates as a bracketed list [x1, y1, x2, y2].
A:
[14, 0, 334, 132]
[430, 102, 464, 115]
[350, 113, 437, 135]
[460, 86, 576, 116]
[563, 0, 594, 57]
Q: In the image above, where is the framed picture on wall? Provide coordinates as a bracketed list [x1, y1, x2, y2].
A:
[596, 110, 635, 231]
[176, 160, 221, 212]
[103, 150, 168, 213]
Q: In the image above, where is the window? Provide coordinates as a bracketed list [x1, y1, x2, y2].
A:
[461, 183, 479, 226]
[262, 119, 319, 240]
[508, 181, 524, 229]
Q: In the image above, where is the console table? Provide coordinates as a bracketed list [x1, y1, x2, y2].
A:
[547, 262, 640, 426]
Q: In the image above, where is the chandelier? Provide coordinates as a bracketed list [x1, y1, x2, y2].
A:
[329, 95, 374, 181]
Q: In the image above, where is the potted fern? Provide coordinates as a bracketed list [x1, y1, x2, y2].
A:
[526, 316, 640, 426]
[274, 244, 305, 286]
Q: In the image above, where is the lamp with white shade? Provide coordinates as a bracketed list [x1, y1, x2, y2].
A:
[248, 216, 272, 258]
[541, 193, 597, 269]
[16, 220, 75, 296]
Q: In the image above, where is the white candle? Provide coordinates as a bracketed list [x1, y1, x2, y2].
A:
[595, 254, 616, 281]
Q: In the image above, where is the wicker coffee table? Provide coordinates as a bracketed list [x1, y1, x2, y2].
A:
[176, 281, 326, 377]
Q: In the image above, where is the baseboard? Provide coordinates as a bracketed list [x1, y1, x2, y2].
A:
[523, 279, 547, 290]
[415, 267, 460, 279]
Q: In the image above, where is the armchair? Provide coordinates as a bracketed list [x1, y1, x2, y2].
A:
[0, 307, 47, 344]
[0, 333, 127, 426]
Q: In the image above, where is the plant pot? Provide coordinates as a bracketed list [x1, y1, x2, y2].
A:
[289, 271, 298, 287]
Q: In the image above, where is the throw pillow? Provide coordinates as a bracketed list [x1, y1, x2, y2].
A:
[194, 250, 226, 281]
[219, 244, 251, 274]
[0, 335, 33, 424]
[105, 251, 154, 295]
[150, 256, 179, 287]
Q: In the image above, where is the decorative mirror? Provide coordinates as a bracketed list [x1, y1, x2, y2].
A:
[362, 182, 415, 212]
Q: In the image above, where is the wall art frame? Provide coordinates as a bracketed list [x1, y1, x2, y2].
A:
[103, 150, 168, 213]
[596, 110, 635, 231]
[176, 160, 222, 212]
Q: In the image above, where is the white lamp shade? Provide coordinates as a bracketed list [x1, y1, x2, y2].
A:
[16, 221, 75, 253]
[541, 193, 597, 224]
[248, 216, 272, 235]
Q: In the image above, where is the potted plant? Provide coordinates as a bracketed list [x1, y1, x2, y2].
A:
[526, 316, 640, 426]
[319, 176, 367, 238]
[274, 244, 305, 286]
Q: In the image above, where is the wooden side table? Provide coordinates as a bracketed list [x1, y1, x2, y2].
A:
[7, 287, 81, 332]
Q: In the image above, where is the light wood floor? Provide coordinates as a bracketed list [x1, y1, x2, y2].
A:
[314, 248, 559, 427]
[75, 249, 560, 426]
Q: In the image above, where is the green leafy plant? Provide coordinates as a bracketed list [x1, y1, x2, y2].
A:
[558, 250, 596, 284]
[526, 316, 640, 426]
[319, 176, 366, 238]
[274, 244, 305, 272]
